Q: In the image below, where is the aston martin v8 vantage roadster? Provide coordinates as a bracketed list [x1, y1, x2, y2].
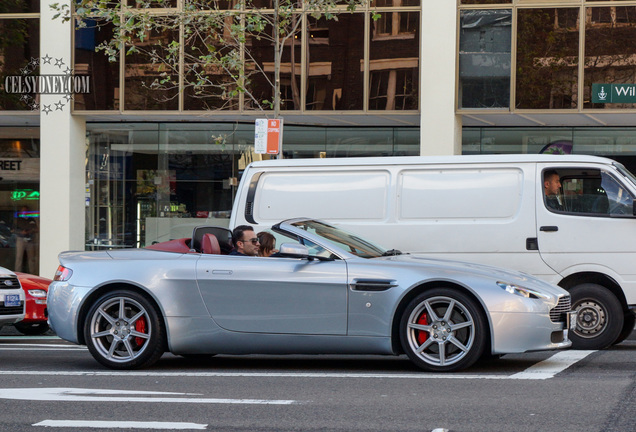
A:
[47, 218, 575, 372]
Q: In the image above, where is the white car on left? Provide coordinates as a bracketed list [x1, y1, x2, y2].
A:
[0, 267, 25, 329]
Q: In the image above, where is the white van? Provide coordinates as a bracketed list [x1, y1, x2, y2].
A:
[230, 154, 636, 350]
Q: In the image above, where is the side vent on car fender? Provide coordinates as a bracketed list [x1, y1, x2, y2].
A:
[350, 279, 398, 292]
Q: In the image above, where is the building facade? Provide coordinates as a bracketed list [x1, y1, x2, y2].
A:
[1, 1, 635, 275]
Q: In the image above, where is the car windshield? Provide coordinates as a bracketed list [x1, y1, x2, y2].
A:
[289, 220, 390, 258]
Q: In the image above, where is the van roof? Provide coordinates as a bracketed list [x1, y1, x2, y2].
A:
[247, 154, 617, 169]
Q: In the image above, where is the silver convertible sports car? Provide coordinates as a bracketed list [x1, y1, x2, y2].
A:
[47, 218, 575, 372]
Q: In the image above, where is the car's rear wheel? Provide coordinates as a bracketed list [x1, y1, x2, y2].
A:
[569, 283, 622, 350]
[84, 290, 166, 369]
[400, 288, 486, 372]
[14, 322, 49, 336]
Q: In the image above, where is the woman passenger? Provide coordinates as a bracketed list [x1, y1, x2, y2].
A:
[257, 231, 278, 257]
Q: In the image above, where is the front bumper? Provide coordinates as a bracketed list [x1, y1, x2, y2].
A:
[490, 311, 573, 354]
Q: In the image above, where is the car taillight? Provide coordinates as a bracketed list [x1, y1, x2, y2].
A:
[53, 265, 72, 281]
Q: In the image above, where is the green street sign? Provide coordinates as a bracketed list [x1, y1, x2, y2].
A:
[592, 83, 636, 103]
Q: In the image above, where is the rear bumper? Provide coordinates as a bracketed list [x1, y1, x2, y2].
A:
[47, 281, 89, 344]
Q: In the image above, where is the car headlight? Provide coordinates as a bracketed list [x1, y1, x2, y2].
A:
[497, 281, 548, 300]
[27, 289, 47, 298]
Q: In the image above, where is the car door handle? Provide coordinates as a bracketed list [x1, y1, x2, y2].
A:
[540, 226, 559, 232]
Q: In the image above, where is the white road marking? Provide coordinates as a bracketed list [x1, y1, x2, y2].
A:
[34, 420, 207, 429]
[0, 343, 85, 351]
[510, 350, 595, 380]
[0, 346, 596, 379]
[0, 387, 298, 405]
[0, 343, 83, 348]
[0, 336, 60, 340]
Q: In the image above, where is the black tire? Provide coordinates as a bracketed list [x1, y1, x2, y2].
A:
[400, 288, 487, 372]
[613, 312, 635, 346]
[84, 290, 166, 369]
[569, 283, 623, 350]
[14, 322, 49, 336]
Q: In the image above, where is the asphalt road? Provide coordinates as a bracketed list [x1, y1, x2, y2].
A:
[0, 325, 634, 432]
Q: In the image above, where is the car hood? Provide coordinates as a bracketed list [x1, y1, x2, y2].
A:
[376, 254, 566, 296]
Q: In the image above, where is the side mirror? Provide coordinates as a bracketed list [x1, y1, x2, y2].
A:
[278, 243, 309, 258]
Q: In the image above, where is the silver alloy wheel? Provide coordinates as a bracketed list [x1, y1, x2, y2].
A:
[405, 296, 476, 367]
[88, 296, 151, 364]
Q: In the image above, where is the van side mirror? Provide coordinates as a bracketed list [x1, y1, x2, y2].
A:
[278, 243, 309, 258]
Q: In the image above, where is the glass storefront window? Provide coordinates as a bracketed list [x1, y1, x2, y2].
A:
[460, 0, 511, 4]
[0, 19, 39, 111]
[243, 14, 303, 111]
[124, 28, 180, 110]
[584, 6, 636, 109]
[471, 128, 574, 154]
[0, 127, 40, 273]
[326, 128, 394, 157]
[459, 9, 511, 109]
[368, 11, 419, 111]
[516, 8, 579, 110]
[306, 15, 364, 111]
[183, 20, 240, 110]
[126, 0, 178, 7]
[86, 123, 419, 247]
[74, 22, 120, 110]
[573, 128, 636, 156]
[0, 1, 39, 13]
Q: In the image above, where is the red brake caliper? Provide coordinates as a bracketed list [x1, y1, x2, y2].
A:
[416, 313, 428, 344]
[135, 317, 147, 347]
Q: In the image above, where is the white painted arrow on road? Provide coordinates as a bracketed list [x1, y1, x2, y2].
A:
[0, 388, 298, 405]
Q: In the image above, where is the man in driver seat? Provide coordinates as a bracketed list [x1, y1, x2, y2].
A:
[229, 225, 260, 256]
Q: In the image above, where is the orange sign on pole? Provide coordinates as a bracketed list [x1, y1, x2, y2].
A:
[255, 119, 283, 155]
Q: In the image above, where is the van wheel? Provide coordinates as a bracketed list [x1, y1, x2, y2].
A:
[569, 284, 622, 350]
[399, 289, 486, 372]
[613, 312, 635, 346]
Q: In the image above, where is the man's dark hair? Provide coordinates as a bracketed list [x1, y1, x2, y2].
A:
[544, 169, 559, 181]
[232, 225, 254, 244]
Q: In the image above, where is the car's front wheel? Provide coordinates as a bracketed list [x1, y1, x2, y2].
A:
[84, 290, 166, 369]
[400, 289, 486, 372]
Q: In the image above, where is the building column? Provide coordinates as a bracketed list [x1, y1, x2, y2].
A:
[420, 1, 462, 156]
[39, 0, 87, 276]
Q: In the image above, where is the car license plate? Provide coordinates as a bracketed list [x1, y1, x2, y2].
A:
[4, 294, 20, 307]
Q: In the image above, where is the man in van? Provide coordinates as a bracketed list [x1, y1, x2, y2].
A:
[544, 170, 563, 211]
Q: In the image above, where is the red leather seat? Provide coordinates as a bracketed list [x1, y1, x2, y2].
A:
[201, 233, 221, 254]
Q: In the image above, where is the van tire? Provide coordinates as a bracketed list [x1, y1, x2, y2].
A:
[569, 283, 623, 350]
[399, 288, 486, 372]
[613, 312, 635, 346]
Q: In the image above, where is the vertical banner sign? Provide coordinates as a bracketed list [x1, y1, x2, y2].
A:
[255, 119, 282, 155]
